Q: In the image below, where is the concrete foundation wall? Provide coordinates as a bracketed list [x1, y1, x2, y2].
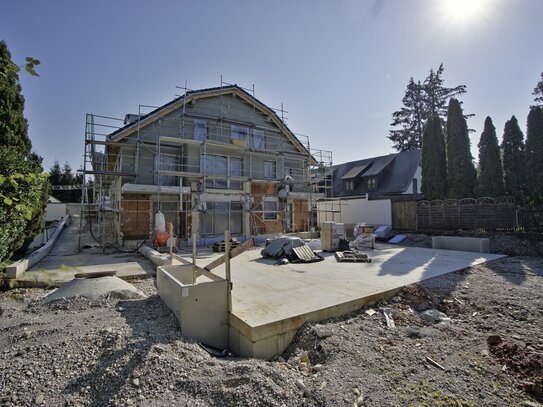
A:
[432, 236, 491, 253]
[157, 264, 229, 350]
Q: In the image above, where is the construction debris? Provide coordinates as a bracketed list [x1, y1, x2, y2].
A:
[335, 250, 371, 263]
[212, 239, 241, 253]
[42, 275, 145, 304]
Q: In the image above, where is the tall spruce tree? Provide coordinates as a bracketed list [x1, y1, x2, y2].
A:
[502, 116, 527, 203]
[389, 78, 426, 151]
[533, 72, 543, 106]
[421, 116, 447, 200]
[525, 106, 543, 204]
[389, 64, 468, 152]
[475, 117, 504, 197]
[446, 98, 477, 198]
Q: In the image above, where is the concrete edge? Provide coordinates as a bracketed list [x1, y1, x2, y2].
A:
[6, 215, 71, 279]
[138, 244, 170, 267]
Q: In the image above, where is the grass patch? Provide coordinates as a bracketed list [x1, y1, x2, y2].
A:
[59, 264, 78, 271]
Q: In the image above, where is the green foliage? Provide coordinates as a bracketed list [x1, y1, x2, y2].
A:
[0, 40, 48, 263]
[389, 78, 426, 151]
[502, 116, 527, 203]
[533, 72, 543, 106]
[525, 106, 543, 204]
[48, 160, 82, 202]
[475, 116, 504, 197]
[421, 116, 447, 200]
[446, 99, 477, 199]
[0, 171, 48, 262]
[389, 64, 468, 152]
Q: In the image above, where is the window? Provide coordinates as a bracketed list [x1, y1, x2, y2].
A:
[201, 201, 243, 236]
[345, 180, 354, 192]
[263, 200, 277, 220]
[194, 120, 207, 141]
[249, 129, 265, 149]
[201, 154, 243, 190]
[231, 125, 248, 141]
[264, 161, 276, 179]
[412, 178, 418, 194]
[367, 177, 377, 190]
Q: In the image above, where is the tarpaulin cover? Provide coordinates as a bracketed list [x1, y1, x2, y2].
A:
[261, 236, 306, 260]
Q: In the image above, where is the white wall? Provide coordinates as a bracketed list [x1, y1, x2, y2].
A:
[46, 203, 67, 221]
[317, 197, 392, 231]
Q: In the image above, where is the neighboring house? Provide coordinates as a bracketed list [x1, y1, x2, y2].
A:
[83, 85, 330, 246]
[316, 150, 421, 231]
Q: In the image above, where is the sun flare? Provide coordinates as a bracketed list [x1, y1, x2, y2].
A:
[442, 0, 490, 21]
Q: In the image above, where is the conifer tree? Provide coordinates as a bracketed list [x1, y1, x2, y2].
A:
[525, 106, 543, 204]
[533, 72, 543, 106]
[446, 99, 477, 198]
[421, 116, 447, 200]
[389, 78, 426, 151]
[389, 64, 468, 152]
[475, 117, 504, 197]
[502, 116, 527, 203]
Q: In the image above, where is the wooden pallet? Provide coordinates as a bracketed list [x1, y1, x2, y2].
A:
[335, 250, 371, 263]
[212, 240, 241, 253]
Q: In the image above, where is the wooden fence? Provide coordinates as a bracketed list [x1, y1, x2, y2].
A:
[415, 197, 543, 232]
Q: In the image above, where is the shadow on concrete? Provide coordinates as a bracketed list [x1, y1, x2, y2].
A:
[62, 292, 184, 406]
[377, 245, 529, 288]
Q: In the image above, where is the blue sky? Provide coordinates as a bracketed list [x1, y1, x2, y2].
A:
[2, 0, 542, 172]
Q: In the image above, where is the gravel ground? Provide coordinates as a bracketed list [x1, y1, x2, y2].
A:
[1, 236, 542, 406]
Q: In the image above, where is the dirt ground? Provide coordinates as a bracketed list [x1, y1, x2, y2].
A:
[0, 235, 542, 406]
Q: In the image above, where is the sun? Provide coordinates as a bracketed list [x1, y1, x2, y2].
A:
[442, 0, 490, 21]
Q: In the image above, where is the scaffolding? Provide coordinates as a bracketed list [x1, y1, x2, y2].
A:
[79, 79, 335, 250]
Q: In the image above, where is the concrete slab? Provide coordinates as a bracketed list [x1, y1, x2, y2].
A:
[206, 245, 505, 358]
[16, 216, 155, 286]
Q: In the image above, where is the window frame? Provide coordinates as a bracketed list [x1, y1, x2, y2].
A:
[263, 199, 278, 220]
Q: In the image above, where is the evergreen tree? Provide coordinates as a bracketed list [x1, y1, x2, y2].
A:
[423, 64, 467, 118]
[389, 64, 468, 152]
[533, 72, 543, 106]
[475, 117, 504, 197]
[0, 41, 32, 155]
[446, 98, 477, 199]
[525, 106, 543, 204]
[389, 78, 426, 151]
[502, 116, 527, 203]
[421, 116, 447, 200]
[0, 40, 48, 261]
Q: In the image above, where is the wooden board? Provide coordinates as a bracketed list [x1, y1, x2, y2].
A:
[335, 250, 371, 263]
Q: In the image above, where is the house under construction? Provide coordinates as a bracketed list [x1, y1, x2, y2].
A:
[80, 82, 334, 249]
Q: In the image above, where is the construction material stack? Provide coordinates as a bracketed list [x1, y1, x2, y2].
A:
[320, 222, 345, 251]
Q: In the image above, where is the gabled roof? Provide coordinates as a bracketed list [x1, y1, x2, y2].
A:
[331, 150, 421, 197]
[107, 85, 316, 164]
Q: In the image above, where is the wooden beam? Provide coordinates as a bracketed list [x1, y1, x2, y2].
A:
[203, 237, 254, 271]
[169, 253, 222, 281]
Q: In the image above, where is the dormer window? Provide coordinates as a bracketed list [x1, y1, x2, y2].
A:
[345, 180, 354, 192]
[367, 177, 377, 190]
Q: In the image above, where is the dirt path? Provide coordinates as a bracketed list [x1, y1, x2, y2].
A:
[1, 252, 542, 405]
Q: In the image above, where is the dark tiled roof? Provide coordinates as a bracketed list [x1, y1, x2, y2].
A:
[361, 154, 395, 177]
[331, 150, 421, 197]
[341, 163, 371, 180]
